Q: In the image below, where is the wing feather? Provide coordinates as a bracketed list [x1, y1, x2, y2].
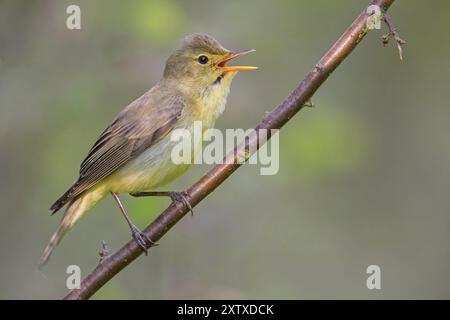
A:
[49, 92, 185, 213]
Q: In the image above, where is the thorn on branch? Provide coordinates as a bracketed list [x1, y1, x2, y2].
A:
[304, 99, 315, 108]
[99, 240, 111, 263]
[382, 14, 406, 60]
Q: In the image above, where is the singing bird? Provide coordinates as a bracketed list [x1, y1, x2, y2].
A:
[39, 33, 257, 267]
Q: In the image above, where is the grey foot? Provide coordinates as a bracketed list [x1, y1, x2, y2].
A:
[130, 224, 157, 255]
[169, 191, 194, 216]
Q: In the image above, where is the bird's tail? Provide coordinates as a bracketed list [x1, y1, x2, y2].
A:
[39, 196, 86, 269]
[40, 185, 112, 269]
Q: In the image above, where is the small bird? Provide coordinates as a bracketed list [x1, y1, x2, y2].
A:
[39, 33, 257, 267]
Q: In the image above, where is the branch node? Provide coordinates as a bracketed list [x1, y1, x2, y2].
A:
[98, 240, 111, 263]
[314, 63, 324, 74]
[304, 99, 315, 108]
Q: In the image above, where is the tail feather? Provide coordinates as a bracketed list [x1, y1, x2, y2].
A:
[49, 185, 76, 215]
[40, 185, 107, 268]
[39, 196, 85, 268]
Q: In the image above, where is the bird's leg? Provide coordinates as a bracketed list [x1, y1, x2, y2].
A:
[111, 192, 157, 255]
[130, 191, 194, 216]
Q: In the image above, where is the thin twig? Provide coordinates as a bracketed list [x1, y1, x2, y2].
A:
[382, 13, 406, 60]
[63, 0, 397, 300]
[98, 240, 110, 264]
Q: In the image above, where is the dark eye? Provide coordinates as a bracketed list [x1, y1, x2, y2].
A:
[198, 55, 209, 64]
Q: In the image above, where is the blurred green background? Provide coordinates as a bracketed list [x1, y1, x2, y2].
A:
[1, 0, 449, 299]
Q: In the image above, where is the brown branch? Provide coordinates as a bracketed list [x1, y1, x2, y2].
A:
[64, 0, 396, 300]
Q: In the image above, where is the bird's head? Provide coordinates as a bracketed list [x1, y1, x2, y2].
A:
[163, 33, 257, 95]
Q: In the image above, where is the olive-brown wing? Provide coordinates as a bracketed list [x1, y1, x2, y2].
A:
[49, 95, 185, 214]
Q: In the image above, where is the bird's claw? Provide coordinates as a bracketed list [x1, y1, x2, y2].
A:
[169, 191, 194, 216]
[130, 225, 158, 255]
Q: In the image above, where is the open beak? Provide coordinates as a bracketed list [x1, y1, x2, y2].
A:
[217, 49, 257, 72]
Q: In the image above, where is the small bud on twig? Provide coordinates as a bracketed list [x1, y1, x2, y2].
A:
[382, 14, 406, 60]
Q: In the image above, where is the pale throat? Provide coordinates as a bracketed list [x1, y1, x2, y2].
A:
[184, 77, 234, 128]
[168, 72, 235, 129]
[200, 79, 231, 121]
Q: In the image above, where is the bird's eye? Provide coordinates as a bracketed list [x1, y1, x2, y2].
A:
[198, 55, 209, 64]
